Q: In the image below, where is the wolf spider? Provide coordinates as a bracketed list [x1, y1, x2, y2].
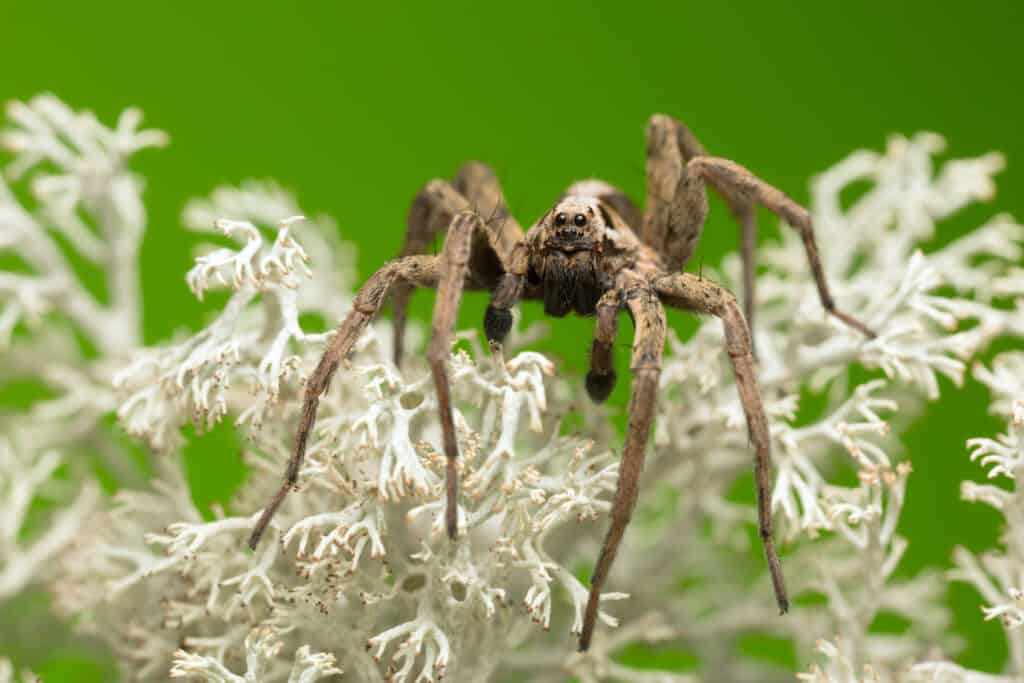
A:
[248, 114, 874, 651]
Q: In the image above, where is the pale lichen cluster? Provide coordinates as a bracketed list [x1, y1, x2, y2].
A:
[1, 95, 1023, 682]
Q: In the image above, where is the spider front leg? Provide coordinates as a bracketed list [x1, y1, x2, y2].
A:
[580, 283, 665, 652]
[654, 271, 789, 615]
[248, 255, 442, 549]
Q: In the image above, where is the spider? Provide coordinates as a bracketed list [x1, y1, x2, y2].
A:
[248, 114, 875, 652]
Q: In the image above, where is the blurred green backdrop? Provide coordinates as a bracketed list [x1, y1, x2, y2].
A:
[2, 1, 1023, 680]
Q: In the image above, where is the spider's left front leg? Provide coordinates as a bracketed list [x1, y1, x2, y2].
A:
[654, 271, 789, 616]
[580, 282, 664, 651]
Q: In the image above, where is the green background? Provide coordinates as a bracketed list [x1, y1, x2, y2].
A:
[2, 1, 1023, 679]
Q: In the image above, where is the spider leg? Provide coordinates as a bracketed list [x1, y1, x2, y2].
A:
[458, 162, 529, 350]
[585, 288, 622, 403]
[454, 161, 524, 259]
[689, 155, 874, 337]
[393, 163, 524, 365]
[654, 271, 789, 616]
[248, 255, 443, 549]
[428, 210, 486, 539]
[737, 206, 757, 334]
[580, 283, 665, 652]
[644, 115, 759, 334]
[393, 179, 469, 367]
[643, 115, 875, 341]
[642, 114, 711, 272]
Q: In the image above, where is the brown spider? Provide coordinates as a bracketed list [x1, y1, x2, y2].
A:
[248, 114, 875, 651]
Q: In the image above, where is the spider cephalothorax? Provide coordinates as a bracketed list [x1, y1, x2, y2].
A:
[531, 199, 611, 317]
[248, 114, 876, 652]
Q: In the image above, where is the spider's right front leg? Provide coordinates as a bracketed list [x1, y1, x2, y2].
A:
[248, 255, 442, 549]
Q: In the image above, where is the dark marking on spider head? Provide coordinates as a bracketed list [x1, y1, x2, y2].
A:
[532, 196, 611, 318]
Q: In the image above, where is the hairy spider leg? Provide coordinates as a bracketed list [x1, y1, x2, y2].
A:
[656, 272, 789, 608]
[580, 278, 665, 651]
[392, 180, 468, 367]
[689, 154, 876, 338]
[427, 211, 478, 538]
[393, 163, 522, 366]
[248, 255, 442, 549]
[643, 115, 876, 345]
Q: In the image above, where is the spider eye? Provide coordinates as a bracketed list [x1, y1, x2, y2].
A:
[573, 213, 587, 227]
[554, 212, 568, 227]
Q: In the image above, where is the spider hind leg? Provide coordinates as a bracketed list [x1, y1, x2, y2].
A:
[642, 114, 875, 343]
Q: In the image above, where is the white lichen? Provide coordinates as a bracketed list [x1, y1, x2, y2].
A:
[0, 94, 164, 607]
[0, 658, 36, 683]
[1, 96, 1023, 681]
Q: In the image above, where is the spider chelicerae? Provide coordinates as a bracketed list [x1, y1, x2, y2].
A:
[248, 114, 875, 652]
